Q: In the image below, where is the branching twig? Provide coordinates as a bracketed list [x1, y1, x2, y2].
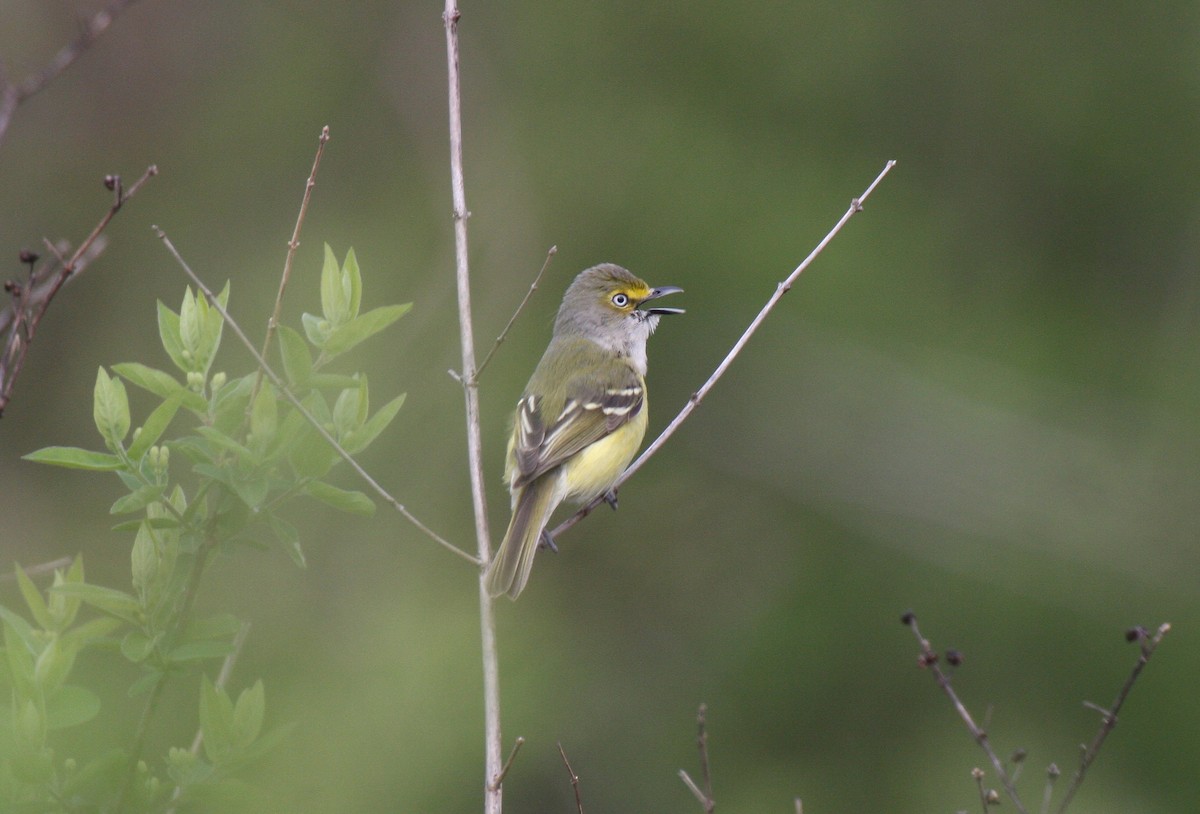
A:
[679, 703, 716, 814]
[551, 160, 897, 539]
[152, 227, 476, 565]
[557, 742, 584, 814]
[1055, 623, 1171, 813]
[488, 737, 525, 791]
[0, 0, 141, 149]
[473, 245, 556, 380]
[902, 611, 1028, 814]
[1, 165, 158, 416]
[440, 4, 503, 814]
[249, 126, 330, 411]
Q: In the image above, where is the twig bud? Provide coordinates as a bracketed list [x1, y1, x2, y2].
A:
[1124, 626, 1146, 643]
[900, 610, 916, 625]
[18, 249, 39, 265]
[103, 174, 119, 191]
[946, 648, 963, 666]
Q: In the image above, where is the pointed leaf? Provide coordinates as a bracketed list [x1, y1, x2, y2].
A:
[14, 565, 53, 630]
[200, 675, 236, 763]
[93, 367, 130, 450]
[323, 303, 412, 357]
[301, 311, 328, 348]
[343, 393, 406, 454]
[110, 484, 166, 515]
[232, 680, 266, 747]
[127, 395, 183, 461]
[113, 363, 207, 412]
[320, 244, 349, 325]
[278, 325, 313, 388]
[22, 446, 123, 470]
[343, 247, 362, 319]
[52, 583, 141, 625]
[158, 300, 188, 373]
[304, 481, 375, 516]
[268, 514, 306, 568]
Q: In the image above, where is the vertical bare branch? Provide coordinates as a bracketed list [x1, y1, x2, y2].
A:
[557, 742, 585, 814]
[440, 4, 503, 813]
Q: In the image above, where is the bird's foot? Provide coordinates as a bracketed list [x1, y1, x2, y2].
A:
[538, 530, 559, 553]
[603, 489, 619, 511]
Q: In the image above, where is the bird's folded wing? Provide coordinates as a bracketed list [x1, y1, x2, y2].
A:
[512, 361, 643, 488]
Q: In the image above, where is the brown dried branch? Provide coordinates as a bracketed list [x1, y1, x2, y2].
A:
[0, 165, 158, 416]
[1055, 623, 1170, 813]
[0, 0, 142, 149]
[557, 742, 584, 814]
[472, 245, 556, 381]
[679, 703, 716, 813]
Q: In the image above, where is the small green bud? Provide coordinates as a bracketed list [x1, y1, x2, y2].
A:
[211, 371, 227, 391]
[186, 371, 204, 391]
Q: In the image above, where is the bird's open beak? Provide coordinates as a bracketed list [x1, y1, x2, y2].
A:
[639, 286, 685, 316]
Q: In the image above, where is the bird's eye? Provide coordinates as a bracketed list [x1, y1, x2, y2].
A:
[611, 292, 630, 308]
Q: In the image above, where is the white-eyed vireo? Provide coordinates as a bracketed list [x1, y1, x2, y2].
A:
[484, 263, 684, 599]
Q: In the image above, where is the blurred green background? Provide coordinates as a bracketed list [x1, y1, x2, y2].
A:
[2, 1, 1197, 812]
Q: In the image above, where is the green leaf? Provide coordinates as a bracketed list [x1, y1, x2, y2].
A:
[332, 377, 367, 439]
[322, 303, 412, 357]
[113, 362, 207, 412]
[158, 300, 188, 373]
[22, 446, 123, 470]
[232, 680, 266, 747]
[320, 244, 350, 326]
[200, 675, 236, 763]
[58, 617, 123, 653]
[34, 636, 76, 695]
[93, 367, 131, 450]
[304, 480, 375, 516]
[127, 395, 183, 461]
[52, 583, 141, 625]
[301, 311, 328, 348]
[129, 668, 164, 697]
[110, 484, 166, 515]
[120, 630, 157, 663]
[14, 565, 53, 631]
[278, 325, 313, 388]
[168, 640, 235, 664]
[3, 616, 36, 698]
[249, 383, 278, 449]
[184, 614, 243, 642]
[268, 514, 305, 568]
[343, 247, 362, 320]
[194, 426, 255, 461]
[45, 685, 102, 730]
[343, 393, 406, 454]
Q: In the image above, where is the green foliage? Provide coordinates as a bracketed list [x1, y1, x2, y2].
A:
[2, 247, 409, 811]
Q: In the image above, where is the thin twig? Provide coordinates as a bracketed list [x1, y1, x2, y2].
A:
[0, 0, 142, 149]
[0, 557, 72, 582]
[550, 160, 897, 539]
[1, 165, 158, 416]
[1054, 623, 1170, 814]
[488, 737, 525, 791]
[152, 227, 476, 565]
[696, 703, 714, 809]
[679, 704, 716, 813]
[1040, 764, 1060, 814]
[557, 742, 585, 814]
[249, 126, 330, 412]
[441, 4, 503, 814]
[903, 612, 1029, 814]
[473, 245, 556, 380]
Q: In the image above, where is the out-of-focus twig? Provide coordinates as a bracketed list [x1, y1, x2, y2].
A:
[472, 245, 556, 381]
[679, 703, 716, 813]
[557, 742, 585, 814]
[1, 165, 158, 416]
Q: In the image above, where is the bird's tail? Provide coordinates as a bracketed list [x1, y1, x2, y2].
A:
[485, 475, 562, 599]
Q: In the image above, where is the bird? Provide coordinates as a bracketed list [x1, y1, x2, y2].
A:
[484, 263, 684, 599]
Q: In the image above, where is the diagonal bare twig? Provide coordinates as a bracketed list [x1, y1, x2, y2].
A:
[248, 125, 331, 412]
[152, 226, 477, 566]
[557, 742, 585, 814]
[1, 165, 158, 416]
[0, 0, 142, 149]
[473, 245, 556, 381]
[1055, 623, 1171, 813]
[551, 160, 897, 539]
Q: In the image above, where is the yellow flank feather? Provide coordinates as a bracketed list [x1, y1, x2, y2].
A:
[560, 396, 648, 501]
